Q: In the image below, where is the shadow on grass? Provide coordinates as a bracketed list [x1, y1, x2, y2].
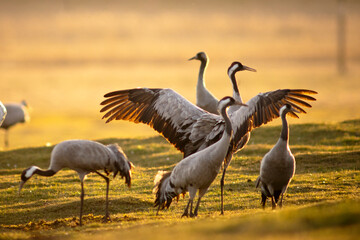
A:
[1, 196, 153, 226]
[296, 150, 360, 173]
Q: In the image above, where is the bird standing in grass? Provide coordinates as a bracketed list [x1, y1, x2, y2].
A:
[153, 96, 246, 217]
[256, 104, 298, 209]
[100, 63, 317, 214]
[19, 139, 133, 226]
[1, 100, 30, 148]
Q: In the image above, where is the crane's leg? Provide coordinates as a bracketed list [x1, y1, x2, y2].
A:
[4, 130, 9, 148]
[95, 171, 110, 222]
[182, 187, 196, 218]
[271, 196, 276, 210]
[188, 187, 197, 217]
[156, 205, 161, 216]
[279, 193, 284, 208]
[193, 188, 207, 217]
[220, 160, 231, 215]
[181, 199, 192, 218]
[80, 181, 84, 226]
[261, 192, 267, 209]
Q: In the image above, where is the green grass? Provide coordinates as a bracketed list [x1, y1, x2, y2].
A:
[0, 119, 359, 239]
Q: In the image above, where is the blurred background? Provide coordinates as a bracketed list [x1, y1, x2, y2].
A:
[0, 0, 359, 149]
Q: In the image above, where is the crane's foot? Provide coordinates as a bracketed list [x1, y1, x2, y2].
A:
[271, 201, 277, 210]
[181, 212, 189, 218]
[181, 209, 191, 218]
[102, 215, 111, 223]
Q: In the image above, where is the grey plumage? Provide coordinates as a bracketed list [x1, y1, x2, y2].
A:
[1, 100, 30, 148]
[153, 97, 245, 217]
[227, 61, 256, 115]
[220, 61, 256, 213]
[189, 52, 218, 114]
[255, 104, 297, 209]
[100, 64, 317, 214]
[19, 139, 133, 226]
[0, 101, 6, 127]
[189, 53, 256, 116]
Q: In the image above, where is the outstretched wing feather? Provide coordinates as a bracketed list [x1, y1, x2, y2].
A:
[100, 88, 214, 153]
[101, 88, 317, 159]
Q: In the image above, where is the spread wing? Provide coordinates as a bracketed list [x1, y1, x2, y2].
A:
[100, 88, 222, 155]
[229, 89, 317, 154]
[187, 89, 317, 162]
[100, 88, 317, 159]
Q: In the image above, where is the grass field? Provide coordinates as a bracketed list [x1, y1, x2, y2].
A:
[0, 120, 359, 239]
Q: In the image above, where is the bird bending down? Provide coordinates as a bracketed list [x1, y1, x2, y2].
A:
[255, 104, 297, 209]
[100, 63, 317, 214]
[19, 140, 133, 226]
[1, 100, 30, 148]
[153, 96, 246, 217]
[0, 101, 7, 127]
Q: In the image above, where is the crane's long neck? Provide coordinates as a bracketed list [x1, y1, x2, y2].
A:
[280, 113, 289, 142]
[208, 106, 233, 168]
[197, 59, 208, 91]
[19, 166, 57, 192]
[229, 72, 242, 103]
[220, 106, 233, 143]
[24, 166, 56, 180]
[228, 72, 243, 115]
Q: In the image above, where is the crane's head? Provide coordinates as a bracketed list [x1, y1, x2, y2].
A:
[217, 96, 247, 113]
[227, 61, 256, 77]
[108, 144, 134, 188]
[188, 51, 208, 62]
[280, 104, 301, 118]
[19, 166, 38, 194]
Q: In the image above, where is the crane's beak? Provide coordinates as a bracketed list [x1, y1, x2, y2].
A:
[236, 102, 248, 107]
[188, 56, 197, 61]
[242, 65, 257, 72]
[19, 181, 25, 194]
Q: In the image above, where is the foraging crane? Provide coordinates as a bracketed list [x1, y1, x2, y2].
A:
[1, 100, 30, 148]
[189, 51, 218, 114]
[19, 139, 133, 226]
[189, 52, 256, 115]
[154, 96, 246, 217]
[255, 104, 297, 209]
[100, 63, 317, 214]
[0, 101, 6, 127]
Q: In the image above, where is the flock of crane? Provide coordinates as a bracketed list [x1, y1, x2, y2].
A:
[1, 51, 317, 226]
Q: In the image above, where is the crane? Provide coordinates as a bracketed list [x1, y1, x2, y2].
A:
[154, 96, 246, 217]
[256, 104, 298, 209]
[19, 140, 133, 226]
[100, 63, 317, 214]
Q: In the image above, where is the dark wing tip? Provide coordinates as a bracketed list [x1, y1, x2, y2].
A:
[104, 90, 121, 98]
[288, 111, 300, 118]
[291, 89, 318, 95]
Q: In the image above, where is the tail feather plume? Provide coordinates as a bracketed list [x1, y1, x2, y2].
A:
[153, 170, 178, 213]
